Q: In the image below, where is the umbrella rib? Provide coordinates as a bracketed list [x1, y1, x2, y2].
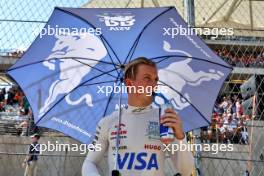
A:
[81, 80, 118, 87]
[56, 7, 122, 66]
[101, 69, 123, 117]
[124, 35, 139, 63]
[100, 36, 122, 68]
[103, 78, 121, 117]
[126, 37, 141, 63]
[14, 58, 117, 90]
[149, 55, 233, 69]
[35, 80, 118, 125]
[7, 57, 117, 72]
[96, 37, 120, 74]
[74, 58, 117, 78]
[39, 94, 116, 125]
[35, 68, 118, 124]
[124, 7, 174, 64]
[159, 80, 211, 124]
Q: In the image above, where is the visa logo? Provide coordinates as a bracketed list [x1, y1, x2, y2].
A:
[118, 152, 158, 170]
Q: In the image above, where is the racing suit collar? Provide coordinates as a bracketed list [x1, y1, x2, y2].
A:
[126, 104, 152, 113]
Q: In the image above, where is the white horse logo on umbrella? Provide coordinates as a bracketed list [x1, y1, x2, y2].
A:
[39, 33, 107, 117]
[159, 41, 224, 110]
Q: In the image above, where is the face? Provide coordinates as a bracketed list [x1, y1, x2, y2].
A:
[125, 64, 158, 99]
[32, 137, 39, 142]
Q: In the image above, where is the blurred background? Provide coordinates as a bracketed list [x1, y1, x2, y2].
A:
[0, 0, 263, 175]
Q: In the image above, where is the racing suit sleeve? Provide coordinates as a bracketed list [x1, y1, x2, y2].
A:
[82, 117, 109, 176]
[169, 137, 194, 176]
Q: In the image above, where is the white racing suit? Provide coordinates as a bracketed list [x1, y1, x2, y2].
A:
[82, 105, 194, 176]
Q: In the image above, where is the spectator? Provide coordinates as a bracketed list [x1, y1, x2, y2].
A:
[6, 88, 15, 105]
[0, 102, 5, 112]
[237, 118, 249, 144]
[15, 119, 29, 136]
[200, 94, 251, 145]
[236, 98, 243, 118]
[23, 133, 40, 176]
[0, 89, 5, 102]
[220, 97, 229, 112]
[13, 91, 22, 104]
[22, 94, 30, 115]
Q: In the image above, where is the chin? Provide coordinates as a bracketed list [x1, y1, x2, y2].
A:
[140, 94, 153, 102]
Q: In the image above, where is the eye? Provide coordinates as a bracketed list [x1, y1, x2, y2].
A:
[146, 77, 150, 79]
[59, 41, 63, 44]
[144, 76, 151, 81]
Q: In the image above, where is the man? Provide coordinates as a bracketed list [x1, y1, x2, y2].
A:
[16, 118, 29, 136]
[82, 57, 194, 176]
[23, 133, 40, 176]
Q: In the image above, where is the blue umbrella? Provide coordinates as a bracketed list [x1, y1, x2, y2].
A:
[7, 7, 232, 144]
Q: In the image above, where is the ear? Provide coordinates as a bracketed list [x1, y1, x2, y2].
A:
[124, 78, 132, 87]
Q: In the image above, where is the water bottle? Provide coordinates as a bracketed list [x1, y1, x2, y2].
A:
[159, 101, 175, 144]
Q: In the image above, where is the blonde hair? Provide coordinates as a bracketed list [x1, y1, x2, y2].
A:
[124, 57, 156, 80]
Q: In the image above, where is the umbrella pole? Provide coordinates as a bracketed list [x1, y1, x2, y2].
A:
[112, 76, 124, 176]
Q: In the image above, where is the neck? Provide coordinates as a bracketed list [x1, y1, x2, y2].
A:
[128, 94, 152, 107]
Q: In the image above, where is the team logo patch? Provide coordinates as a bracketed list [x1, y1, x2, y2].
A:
[118, 152, 158, 170]
[144, 144, 161, 151]
[146, 121, 160, 140]
[112, 146, 128, 151]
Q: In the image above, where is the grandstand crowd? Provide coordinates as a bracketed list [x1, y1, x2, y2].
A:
[0, 86, 29, 113]
[216, 49, 264, 68]
[200, 95, 250, 145]
[2, 47, 264, 68]
[0, 86, 36, 136]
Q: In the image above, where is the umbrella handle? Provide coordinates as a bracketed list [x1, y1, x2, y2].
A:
[112, 170, 120, 176]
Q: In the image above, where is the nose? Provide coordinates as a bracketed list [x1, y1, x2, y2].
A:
[150, 80, 158, 90]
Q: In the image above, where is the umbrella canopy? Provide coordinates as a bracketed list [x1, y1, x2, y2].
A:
[7, 7, 232, 144]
